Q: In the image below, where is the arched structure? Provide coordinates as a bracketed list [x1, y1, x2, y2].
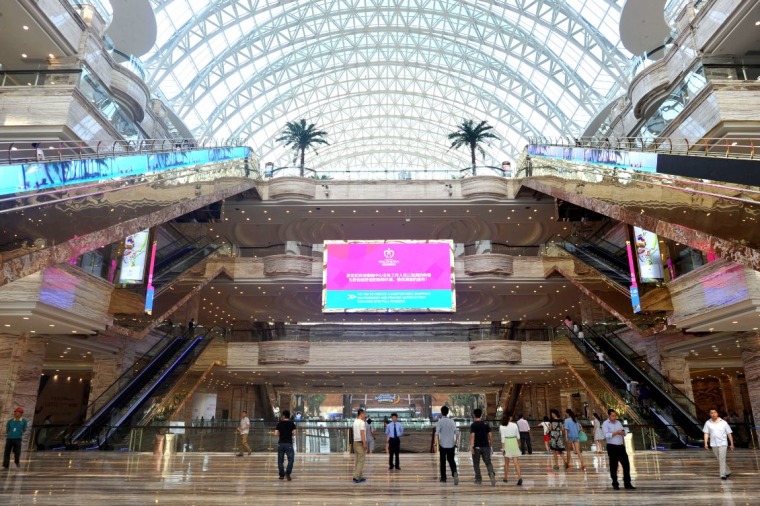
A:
[143, 0, 632, 172]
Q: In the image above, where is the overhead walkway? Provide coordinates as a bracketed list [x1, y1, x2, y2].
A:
[67, 326, 222, 449]
[0, 139, 258, 288]
[518, 139, 760, 271]
[560, 324, 707, 448]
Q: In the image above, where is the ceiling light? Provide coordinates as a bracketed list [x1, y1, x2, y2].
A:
[21, 53, 27, 58]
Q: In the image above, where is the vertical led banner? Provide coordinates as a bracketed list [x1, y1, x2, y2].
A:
[144, 240, 158, 315]
[632, 227, 665, 282]
[118, 229, 150, 284]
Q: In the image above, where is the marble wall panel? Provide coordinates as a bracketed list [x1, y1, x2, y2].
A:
[263, 255, 313, 278]
[469, 340, 521, 364]
[463, 254, 513, 277]
[267, 178, 316, 200]
[297, 342, 472, 368]
[0, 86, 77, 129]
[667, 259, 760, 328]
[35, 0, 86, 51]
[258, 341, 310, 365]
[227, 343, 260, 369]
[460, 176, 513, 199]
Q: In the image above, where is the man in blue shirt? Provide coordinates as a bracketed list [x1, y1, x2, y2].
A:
[4, 407, 28, 469]
[385, 412, 404, 470]
[602, 409, 635, 490]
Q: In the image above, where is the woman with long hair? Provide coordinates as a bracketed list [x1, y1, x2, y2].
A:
[592, 412, 605, 454]
[548, 409, 568, 470]
[564, 409, 586, 470]
[499, 414, 523, 485]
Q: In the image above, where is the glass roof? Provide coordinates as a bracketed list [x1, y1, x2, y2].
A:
[143, 0, 632, 173]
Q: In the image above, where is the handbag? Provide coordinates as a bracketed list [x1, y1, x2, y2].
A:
[579, 430, 588, 442]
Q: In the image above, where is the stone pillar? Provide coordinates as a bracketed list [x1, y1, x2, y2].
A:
[0, 334, 45, 440]
[740, 334, 760, 438]
[660, 354, 696, 414]
[87, 340, 137, 416]
[485, 392, 498, 420]
[727, 375, 745, 414]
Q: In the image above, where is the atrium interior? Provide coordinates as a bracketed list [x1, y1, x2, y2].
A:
[0, 0, 760, 503]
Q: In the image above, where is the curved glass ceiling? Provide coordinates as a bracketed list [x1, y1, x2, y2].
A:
[143, 0, 632, 173]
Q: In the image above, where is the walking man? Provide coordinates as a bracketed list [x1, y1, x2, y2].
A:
[434, 406, 459, 484]
[3, 407, 27, 469]
[602, 409, 635, 490]
[275, 410, 297, 480]
[469, 408, 496, 486]
[236, 410, 251, 456]
[386, 412, 403, 470]
[352, 409, 367, 483]
[516, 414, 532, 455]
[703, 408, 734, 480]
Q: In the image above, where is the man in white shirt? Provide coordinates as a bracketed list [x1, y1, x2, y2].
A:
[602, 409, 634, 490]
[516, 414, 532, 455]
[352, 409, 367, 483]
[236, 410, 251, 457]
[703, 408, 734, 479]
[434, 406, 459, 484]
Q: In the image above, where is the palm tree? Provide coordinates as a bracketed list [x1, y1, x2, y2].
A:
[447, 120, 499, 176]
[275, 119, 329, 177]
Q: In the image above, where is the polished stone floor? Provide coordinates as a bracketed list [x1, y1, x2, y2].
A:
[0, 449, 757, 505]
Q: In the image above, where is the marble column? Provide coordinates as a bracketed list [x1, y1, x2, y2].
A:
[579, 294, 612, 325]
[87, 340, 137, 416]
[740, 333, 760, 439]
[0, 334, 45, 441]
[660, 354, 696, 415]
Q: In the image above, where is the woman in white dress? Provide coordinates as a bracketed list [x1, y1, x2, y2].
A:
[499, 414, 523, 485]
[592, 412, 605, 454]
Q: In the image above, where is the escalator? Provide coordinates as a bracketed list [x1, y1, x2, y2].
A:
[519, 143, 760, 272]
[555, 235, 631, 288]
[562, 324, 706, 447]
[69, 327, 219, 448]
[150, 236, 222, 295]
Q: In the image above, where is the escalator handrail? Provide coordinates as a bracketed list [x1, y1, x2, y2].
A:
[154, 237, 216, 276]
[563, 235, 630, 275]
[78, 328, 177, 418]
[555, 325, 695, 443]
[70, 332, 189, 443]
[103, 326, 224, 443]
[581, 324, 707, 425]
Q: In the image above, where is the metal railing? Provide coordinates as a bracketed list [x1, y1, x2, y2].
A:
[526, 136, 760, 160]
[1, 137, 247, 166]
[519, 151, 760, 208]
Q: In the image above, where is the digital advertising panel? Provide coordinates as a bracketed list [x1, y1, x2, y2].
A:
[118, 229, 150, 284]
[633, 226, 665, 282]
[322, 240, 455, 313]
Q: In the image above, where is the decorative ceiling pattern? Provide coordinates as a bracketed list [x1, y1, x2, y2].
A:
[143, 0, 632, 172]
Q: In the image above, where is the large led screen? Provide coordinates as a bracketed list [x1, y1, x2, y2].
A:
[322, 240, 455, 313]
[119, 229, 150, 284]
[633, 226, 664, 283]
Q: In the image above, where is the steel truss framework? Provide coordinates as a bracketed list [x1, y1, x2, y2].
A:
[144, 0, 632, 172]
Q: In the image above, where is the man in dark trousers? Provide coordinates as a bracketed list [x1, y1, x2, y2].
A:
[274, 410, 297, 480]
[470, 408, 496, 486]
[386, 412, 404, 470]
[434, 406, 459, 484]
[3, 407, 27, 469]
[602, 409, 635, 490]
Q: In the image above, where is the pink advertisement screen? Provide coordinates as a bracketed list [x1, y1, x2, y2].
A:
[322, 240, 455, 312]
